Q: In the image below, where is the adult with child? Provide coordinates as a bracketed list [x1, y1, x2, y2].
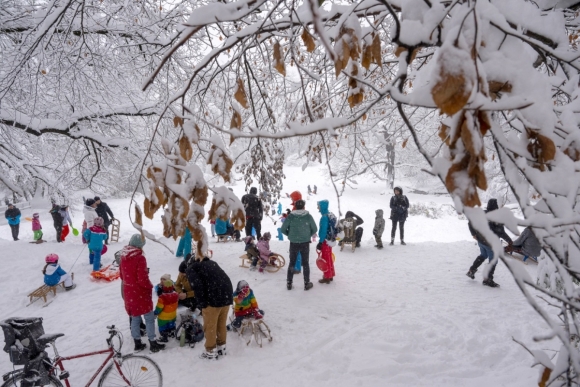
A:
[281, 199, 318, 291]
[316, 200, 335, 284]
[241, 187, 263, 239]
[186, 254, 233, 360]
[5, 203, 21, 241]
[466, 198, 513, 288]
[94, 196, 115, 244]
[389, 186, 409, 245]
[119, 234, 166, 353]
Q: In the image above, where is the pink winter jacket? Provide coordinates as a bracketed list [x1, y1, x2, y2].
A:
[32, 218, 42, 231]
[256, 239, 272, 263]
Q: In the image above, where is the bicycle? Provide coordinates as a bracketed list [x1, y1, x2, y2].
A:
[2, 325, 162, 387]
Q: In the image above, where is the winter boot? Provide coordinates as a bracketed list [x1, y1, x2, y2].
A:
[158, 334, 169, 343]
[466, 270, 476, 279]
[217, 345, 226, 357]
[483, 279, 500, 288]
[65, 284, 76, 291]
[149, 340, 166, 353]
[401, 241, 406, 245]
[287, 282, 293, 290]
[389, 239, 394, 246]
[199, 349, 219, 360]
[318, 278, 331, 284]
[134, 339, 147, 352]
[304, 282, 314, 291]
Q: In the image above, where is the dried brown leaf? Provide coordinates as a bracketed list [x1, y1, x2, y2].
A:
[173, 116, 183, 127]
[432, 72, 470, 116]
[301, 28, 316, 52]
[402, 138, 408, 148]
[273, 41, 286, 76]
[234, 78, 249, 109]
[371, 33, 382, 67]
[230, 110, 242, 129]
[179, 135, 193, 161]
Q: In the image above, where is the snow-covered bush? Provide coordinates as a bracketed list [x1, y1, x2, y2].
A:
[408, 202, 457, 219]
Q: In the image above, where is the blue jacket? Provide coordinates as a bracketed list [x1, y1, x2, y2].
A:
[5, 207, 21, 226]
[44, 264, 67, 286]
[318, 200, 329, 240]
[215, 218, 232, 235]
[83, 225, 107, 252]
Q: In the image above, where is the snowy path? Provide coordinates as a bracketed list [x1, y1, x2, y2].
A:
[0, 167, 554, 386]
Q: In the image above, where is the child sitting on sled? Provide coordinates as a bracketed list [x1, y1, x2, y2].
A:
[255, 232, 275, 273]
[154, 280, 179, 342]
[43, 253, 76, 290]
[244, 236, 260, 269]
[32, 213, 43, 243]
[228, 280, 264, 330]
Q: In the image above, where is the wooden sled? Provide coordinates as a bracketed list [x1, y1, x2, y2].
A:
[217, 235, 234, 243]
[28, 273, 75, 303]
[239, 253, 285, 273]
[110, 218, 120, 243]
[229, 315, 272, 348]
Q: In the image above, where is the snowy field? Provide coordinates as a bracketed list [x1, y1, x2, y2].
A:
[0, 166, 555, 386]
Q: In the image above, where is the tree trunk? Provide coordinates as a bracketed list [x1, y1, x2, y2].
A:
[384, 131, 395, 191]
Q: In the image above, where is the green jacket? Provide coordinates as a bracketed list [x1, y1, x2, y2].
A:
[280, 210, 318, 243]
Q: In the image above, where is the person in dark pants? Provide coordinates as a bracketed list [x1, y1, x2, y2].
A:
[389, 187, 409, 245]
[280, 199, 318, 291]
[466, 198, 513, 288]
[344, 211, 364, 247]
[241, 187, 263, 239]
[94, 196, 115, 244]
[4, 203, 21, 241]
[49, 203, 63, 243]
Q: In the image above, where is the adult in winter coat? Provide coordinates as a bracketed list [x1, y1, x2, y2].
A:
[316, 200, 335, 284]
[49, 203, 63, 243]
[186, 255, 233, 360]
[241, 187, 263, 239]
[4, 203, 21, 241]
[176, 227, 192, 258]
[280, 199, 318, 291]
[94, 197, 114, 244]
[510, 226, 542, 263]
[215, 218, 241, 241]
[466, 199, 513, 288]
[373, 209, 386, 249]
[58, 205, 74, 242]
[389, 187, 409, 245]
[119, 234, 165, 353]
[344, 211, 364, 247]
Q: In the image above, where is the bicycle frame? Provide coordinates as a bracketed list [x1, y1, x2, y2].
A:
[51, 346, 130, 387]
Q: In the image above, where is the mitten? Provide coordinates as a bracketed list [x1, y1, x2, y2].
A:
[316, 242, 323, 251]
[253, 309, 263, 320]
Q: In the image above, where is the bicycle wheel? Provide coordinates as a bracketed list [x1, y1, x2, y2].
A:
[98, 354, 162, 387]
[2, 372, 63, 387]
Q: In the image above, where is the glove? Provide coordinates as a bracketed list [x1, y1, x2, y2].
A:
[253, 309, 263, 320]
[316, 242, 323, 251]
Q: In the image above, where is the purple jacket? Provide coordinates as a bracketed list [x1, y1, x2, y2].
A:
[32, 218, 42, 231]
[256, 239, 272, 263]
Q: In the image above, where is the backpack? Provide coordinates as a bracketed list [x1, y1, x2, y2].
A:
[325, 212, 339, 243]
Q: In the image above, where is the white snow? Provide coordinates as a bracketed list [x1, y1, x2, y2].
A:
[0, 165, 555, 386]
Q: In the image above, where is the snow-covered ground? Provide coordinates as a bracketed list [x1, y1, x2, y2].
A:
[0, 166, 555, 386]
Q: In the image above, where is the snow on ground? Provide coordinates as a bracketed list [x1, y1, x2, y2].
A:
[0, 166, 555, 386]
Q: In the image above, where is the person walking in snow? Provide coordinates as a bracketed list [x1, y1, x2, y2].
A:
[58, 205, 74, 242]
[43, 253, 76, 290]
[241, 187, 263, 240]
[280, 199, 318, 291]
[373, 209, 386, 249]
[389, 187, 409, 245]
[94, 196, 115, 244]
[466, 198, 513, 288]
[316, 200, 335, 284]
[49, 202, 63, 243]
[186, 254, 233, 360]
[119, 234, 166, 353]
[83, 217, 107, 272]
[289, 191, 304, 272]
[5, 203, 21, 241]
[31, 213, 44, 243]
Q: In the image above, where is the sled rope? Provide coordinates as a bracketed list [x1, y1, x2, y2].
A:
[68, 244, 87, 272]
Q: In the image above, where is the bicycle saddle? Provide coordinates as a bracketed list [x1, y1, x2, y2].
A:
[37, 333, 64, 347]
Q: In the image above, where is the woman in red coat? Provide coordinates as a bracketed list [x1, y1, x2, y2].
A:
[119, 234, 165, 353]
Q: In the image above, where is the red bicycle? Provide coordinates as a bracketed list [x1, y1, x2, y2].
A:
[2, 325, 162, 387]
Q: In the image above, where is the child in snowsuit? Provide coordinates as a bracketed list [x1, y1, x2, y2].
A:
[245, 236, 261, 269]
[32, 213, 43, 243]
[230, 280, 263, 330]
[154, 280, 179, 342]
[43, 253, 75, 290]
[256, 232, 274, 273]
[83, 217, 107, 272]
[373, 209, 386, 249]
[155, 274, 172, 297]
[316, 200, 335, 284]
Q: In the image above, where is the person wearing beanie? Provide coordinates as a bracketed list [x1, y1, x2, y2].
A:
[241, 187, 264, 239]
[280, 199, 318, 291]
[389, 187, 409, 245]
[155, 273, 173, 297]
[4, 203, 21, 241]
[83, 217, 107, 272]
[154, 280, 179, 342]
[255, 232, 274, 273]
[119, 234, 166, 352]
[94, 196, 115, 245]
[229, 280, 264, 331]
[32, 213, 44, 243]
[175, 260, 197, 310]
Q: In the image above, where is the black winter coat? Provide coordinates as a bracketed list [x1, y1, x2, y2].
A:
[468, 216, 513, 247]
[4, 207, 21, 221]
[96, 202, 114, 224]
[186, 258, 233, 309]
[389, 195, 409, 221]
[241, 194, 263, 219]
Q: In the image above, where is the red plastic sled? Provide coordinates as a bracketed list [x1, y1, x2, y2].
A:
[90, 264, 120, 281]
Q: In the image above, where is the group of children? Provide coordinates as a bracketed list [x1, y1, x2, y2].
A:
[244, 232, 277, 272]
